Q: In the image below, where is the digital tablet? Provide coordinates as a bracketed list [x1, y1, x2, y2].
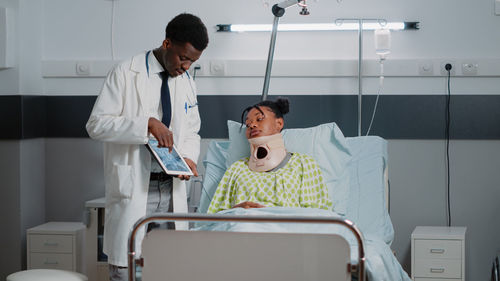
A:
[146, 139, 193, 176]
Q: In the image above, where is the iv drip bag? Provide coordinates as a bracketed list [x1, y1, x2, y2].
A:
[374, 29, 391, 56]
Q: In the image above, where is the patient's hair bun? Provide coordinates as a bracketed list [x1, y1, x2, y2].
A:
[241, 97, 291, 125]
[275, 97, 290, 116]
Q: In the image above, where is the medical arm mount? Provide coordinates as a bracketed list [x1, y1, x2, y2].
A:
[261, 0, 308, 101]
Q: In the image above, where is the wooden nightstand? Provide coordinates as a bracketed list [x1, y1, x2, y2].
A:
[27, 222, 85, 273]
[411, 226, 466, 281]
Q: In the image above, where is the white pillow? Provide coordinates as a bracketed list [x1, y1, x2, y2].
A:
[225, 120, 352, 215]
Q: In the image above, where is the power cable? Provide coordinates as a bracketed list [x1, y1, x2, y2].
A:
[445, 63, 452, 227]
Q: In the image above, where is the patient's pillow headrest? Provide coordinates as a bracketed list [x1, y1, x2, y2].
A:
[226, 120, 352, 215]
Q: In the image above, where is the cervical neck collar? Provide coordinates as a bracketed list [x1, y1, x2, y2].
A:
[248, 133, 287, 172]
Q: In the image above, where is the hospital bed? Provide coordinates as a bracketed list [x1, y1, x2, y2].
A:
[128, 122, 411, 281]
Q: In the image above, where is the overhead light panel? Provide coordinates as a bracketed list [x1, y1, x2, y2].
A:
[217, 22, 419, 32]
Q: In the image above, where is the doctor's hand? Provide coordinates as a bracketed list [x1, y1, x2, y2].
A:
[177, 158, 198, 181]
[232, 201, 265, 209]
[148, 118, 173, 152]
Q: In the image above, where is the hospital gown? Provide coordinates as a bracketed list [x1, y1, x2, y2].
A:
[207, 153, 333, 213]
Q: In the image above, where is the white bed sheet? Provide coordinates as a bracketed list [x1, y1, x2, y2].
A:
[193, 207, 410, 281]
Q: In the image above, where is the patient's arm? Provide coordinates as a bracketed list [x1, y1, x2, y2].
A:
[207, 161, 242, 214]
[232, 201, 265, 209]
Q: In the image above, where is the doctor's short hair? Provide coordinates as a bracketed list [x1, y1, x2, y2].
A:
[166, 13, 209, 51]
[241, 97, 290, 126]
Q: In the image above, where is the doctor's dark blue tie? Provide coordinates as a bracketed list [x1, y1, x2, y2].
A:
[160, 71, 171, 128]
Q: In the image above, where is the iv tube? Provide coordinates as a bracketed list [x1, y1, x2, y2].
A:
[374, 28, 390, 85]
[366, 28, 391, 136]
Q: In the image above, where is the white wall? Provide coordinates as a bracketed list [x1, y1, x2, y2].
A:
[0, 0, 43, 95]
[41, 0, 500, 60]
[0, 138, 46, 278]
[44, 138, 104, 221]
[18, 0, 43, 94]
[388, 140, 500, 279]
[0, 141, 21, 279]
[19, 139, 46, 268]
[40, 0, 500, 96]
[0, 0, 18, 95]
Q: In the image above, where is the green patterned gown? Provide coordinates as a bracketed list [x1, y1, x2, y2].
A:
[207, 153, 333, 214]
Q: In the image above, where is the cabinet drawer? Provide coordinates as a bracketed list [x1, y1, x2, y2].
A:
[414, 239, 461, 259]
[29, 234, 73, 253]
[29, 253, 74, 270]
[414, 258, 461, 278]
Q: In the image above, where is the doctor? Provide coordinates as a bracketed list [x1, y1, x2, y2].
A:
[86, 13, 208, 281]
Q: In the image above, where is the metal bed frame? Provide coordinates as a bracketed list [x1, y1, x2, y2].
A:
[128, 213, 366, 281]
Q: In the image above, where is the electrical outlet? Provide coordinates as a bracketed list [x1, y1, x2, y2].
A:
[440, 61, 455, 76]
[418, 61, 434, 76]
[76, 62, 90, 76]
[461, 61, 478, 76]
[191, 62, 205, 76]
[210, 60, 226, 76]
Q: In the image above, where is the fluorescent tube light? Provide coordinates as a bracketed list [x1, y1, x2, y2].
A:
[217, 22, 418, 32]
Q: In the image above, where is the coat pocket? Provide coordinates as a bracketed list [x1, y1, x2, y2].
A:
[107, 164, 134, 199]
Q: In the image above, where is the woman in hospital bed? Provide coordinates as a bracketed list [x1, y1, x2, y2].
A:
[207, 97, 333, 213]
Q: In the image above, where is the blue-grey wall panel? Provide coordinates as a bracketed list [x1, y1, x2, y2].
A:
[448, 95, 500, 138]
[21, 96, 47, 139]
[0, 95, 499, 140]
[198, 95, 500, 139]
[198, 95, 359, 137]
[0, 96, 22, 139]
[45, 96, 96, 138]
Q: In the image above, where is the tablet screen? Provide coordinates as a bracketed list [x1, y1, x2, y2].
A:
[146, 139, 193, 176]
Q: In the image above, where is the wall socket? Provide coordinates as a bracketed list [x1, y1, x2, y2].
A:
[210, 60, 226, 76]
[76, 62, 90, 76]
[190, 63, 205, 76]
[461, 61, 478, 76]
[440, 61, 455, 76]
[418, 61, 434, 76]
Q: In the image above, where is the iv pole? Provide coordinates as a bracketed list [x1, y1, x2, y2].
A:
[262, 0, 306, 101]
[335, 18, 387, 136]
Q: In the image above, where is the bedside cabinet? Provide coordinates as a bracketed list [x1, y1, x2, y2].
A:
[27, 222, 85, 273]
[411, 226, 466, 281]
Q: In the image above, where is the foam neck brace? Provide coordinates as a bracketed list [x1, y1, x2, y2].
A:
[248, 133, 287, 172]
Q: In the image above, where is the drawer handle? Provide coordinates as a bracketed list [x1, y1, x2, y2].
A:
[430, 268, 445, 273]
[430, 248, 445, 254]
[44, 261, 59, 265]
[44, 242, 59, 247]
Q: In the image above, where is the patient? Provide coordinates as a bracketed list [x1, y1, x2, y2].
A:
[207, 97, 333, 213]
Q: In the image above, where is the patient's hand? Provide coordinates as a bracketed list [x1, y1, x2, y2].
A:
[232, 201, 265, 209]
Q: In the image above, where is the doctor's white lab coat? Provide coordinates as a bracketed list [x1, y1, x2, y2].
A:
[86, 52, 201, 267]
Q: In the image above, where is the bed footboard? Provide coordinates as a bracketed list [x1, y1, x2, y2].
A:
[128, 214, 366, 281]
